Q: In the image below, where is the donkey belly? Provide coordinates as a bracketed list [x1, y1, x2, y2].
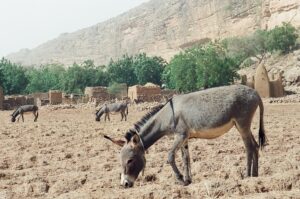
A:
[188, 120, 234, 139]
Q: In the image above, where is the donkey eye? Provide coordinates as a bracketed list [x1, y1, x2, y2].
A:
[127, 159, 133, 164]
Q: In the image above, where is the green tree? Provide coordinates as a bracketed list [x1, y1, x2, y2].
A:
[223, 29, 269, 64]
[195, 43, 239, 88]
[25, 64, 66, 93]
[134, 53, 166, 85]
[0, 58, 28, 95]
[107, 55, 137, 86]
[63, 63, 86, 93]
[163, 42, 240, 92]
[94, 66, 110, 87]
[267, 22, 298, 53]
[164, 51, 198, 92]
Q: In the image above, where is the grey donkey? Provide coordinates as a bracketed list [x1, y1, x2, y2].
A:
[11, 105, 39, 122]
[95, 102, 128, 122]
[104, 85, 267, 188]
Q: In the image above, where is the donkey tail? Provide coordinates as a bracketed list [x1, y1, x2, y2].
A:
[258, 97, 267, 150]
[126, 105, 128, 115]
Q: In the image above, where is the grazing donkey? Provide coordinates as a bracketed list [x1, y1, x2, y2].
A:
[11, 105, 39, 122]
[95, 102, 128, 122]
[104, 85, 267, 188]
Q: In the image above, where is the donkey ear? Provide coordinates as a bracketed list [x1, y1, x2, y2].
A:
[125, 130, 137, 143]
[130, 134, 141, 147]
[103, 135, 125, 147]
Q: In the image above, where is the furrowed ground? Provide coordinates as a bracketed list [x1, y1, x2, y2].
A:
[0, 103, 299, 199]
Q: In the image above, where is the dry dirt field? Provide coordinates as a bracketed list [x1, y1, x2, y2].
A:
[0, 103, 299, 199]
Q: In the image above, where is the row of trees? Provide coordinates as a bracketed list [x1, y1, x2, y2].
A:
[0, 53, 166, 95]
[0, 23, 298, 95]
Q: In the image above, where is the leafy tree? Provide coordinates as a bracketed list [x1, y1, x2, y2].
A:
[267, 22, 298, 53]
[164, 51, 198, 92]
[224, 23, 299, 64]
[107, 82, 125, 96]
[94, 66, 110, 87]
[0, 58, 28, 95]
[223, 29, 269, 64]
[133, 53, 166, 85]
[25, 64, 66, 93]
[106, 55, 137, 86]
[80, 59, 99, 87]
[163, 42, 240, 92]
[195, 43, 239, 88]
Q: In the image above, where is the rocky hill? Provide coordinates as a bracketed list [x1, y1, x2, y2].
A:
[6, 0, 300, 66]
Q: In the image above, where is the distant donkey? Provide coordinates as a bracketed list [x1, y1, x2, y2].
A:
[11, 105, 39, 122]
[95, 102, 128, 122]
[104, 85, 267, 188]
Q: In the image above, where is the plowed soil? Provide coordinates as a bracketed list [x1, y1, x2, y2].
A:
[0, 103, 299, 198]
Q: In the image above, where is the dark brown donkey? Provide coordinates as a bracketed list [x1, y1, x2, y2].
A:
[104, 85, 267, 188]
[11, 105, 39, 122]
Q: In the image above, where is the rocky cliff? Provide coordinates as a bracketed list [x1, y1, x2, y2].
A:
[6, 0, 300, 66]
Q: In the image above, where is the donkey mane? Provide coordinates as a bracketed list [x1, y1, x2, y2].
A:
[125, 104, 165, 141]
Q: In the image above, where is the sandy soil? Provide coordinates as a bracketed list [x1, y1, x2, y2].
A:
[0, 103, 299, 199]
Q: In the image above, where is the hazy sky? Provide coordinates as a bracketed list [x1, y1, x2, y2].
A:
[0, 0, 149, 57]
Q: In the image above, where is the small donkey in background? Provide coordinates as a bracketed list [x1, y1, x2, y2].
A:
[95, 102, 128, 122]
[11, 105, 39, 122]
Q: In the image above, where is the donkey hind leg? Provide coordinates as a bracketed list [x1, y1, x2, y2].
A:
[21, 113, 24, 122]
[33, 111, 38, 122]
[120, 112, 124, 121]
[181, 141, 192, 185]
[122, 110, 127, 121]
[104, 113, 107, 122]
[237, 126, 259, 177]
[107, 113, 110, 121]
[124, 110, 127, 121]
[168, 133, 188, 185]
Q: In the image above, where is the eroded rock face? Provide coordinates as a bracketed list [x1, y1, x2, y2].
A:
[6, 0, 300, 66]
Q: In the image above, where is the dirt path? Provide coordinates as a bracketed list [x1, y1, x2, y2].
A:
[0, 103, 299, 198]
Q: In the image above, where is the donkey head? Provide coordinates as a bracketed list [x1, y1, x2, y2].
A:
[11, 116, 16, 122]
[104, 132, 146, 188]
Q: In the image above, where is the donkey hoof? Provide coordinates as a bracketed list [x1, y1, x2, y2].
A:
[175, 179, 185, 186]
[175, 174, 185, 185]
[175, 174, 184, 181]
[183, 179, 192, 186]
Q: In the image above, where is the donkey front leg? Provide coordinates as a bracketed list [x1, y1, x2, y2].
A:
[21, 113, 24, 122]
[104, 113, 107, 122]
[181, 141, 192, 185]
[168, 133, 188, 185]
[17, 115, 20, 122]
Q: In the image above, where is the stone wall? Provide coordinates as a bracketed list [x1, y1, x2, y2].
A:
[85, 87, 110, 101]
[49, 90, 63, 105]
[30, 92, 49, 105]
[128, 84, 161, 102]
